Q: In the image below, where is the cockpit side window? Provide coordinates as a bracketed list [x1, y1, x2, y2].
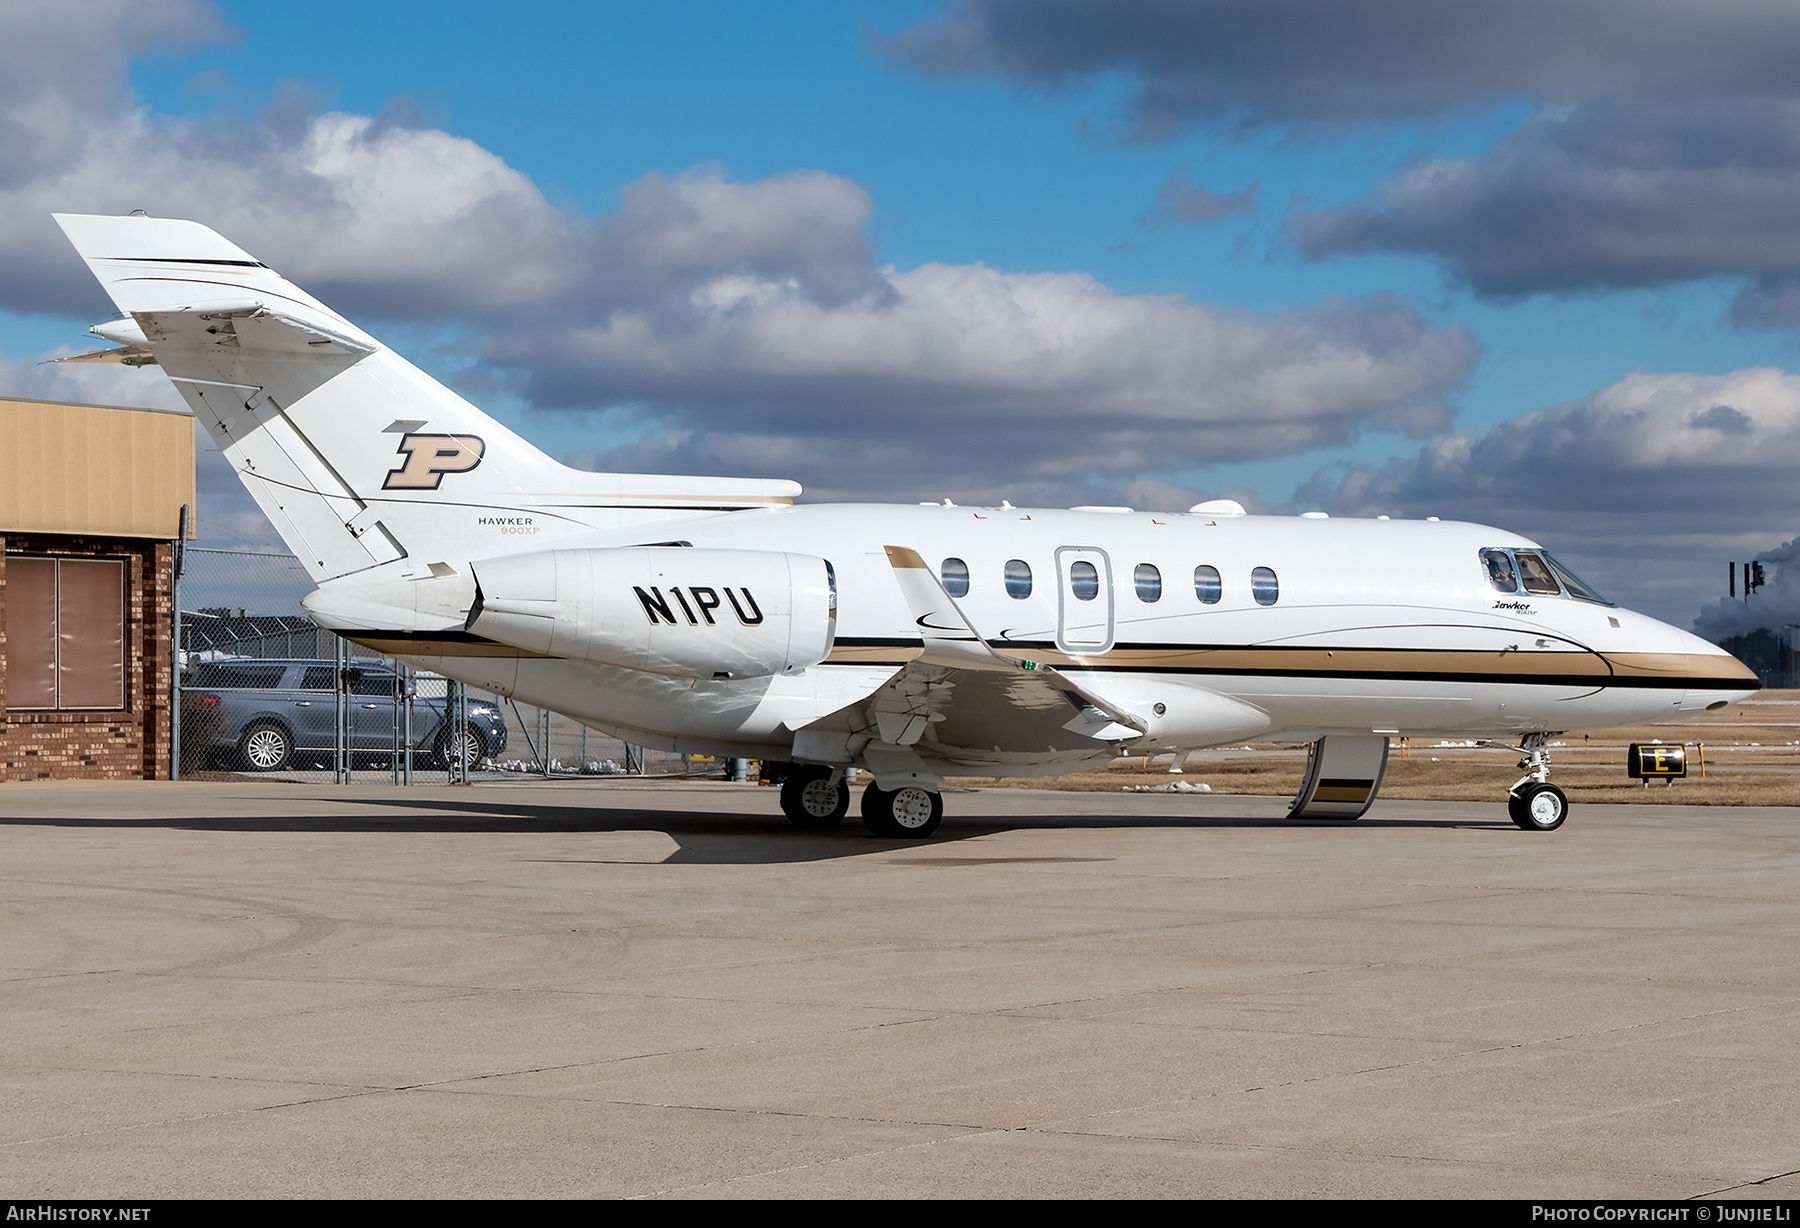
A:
[1514, 551, 1561, 595]
[1481, 549, 1518, 593]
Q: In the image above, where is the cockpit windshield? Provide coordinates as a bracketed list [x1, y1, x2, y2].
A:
[1544, 554, 1613, 605]
[1514, 552, 1561, 595]
[1479, 547, 1614, 605]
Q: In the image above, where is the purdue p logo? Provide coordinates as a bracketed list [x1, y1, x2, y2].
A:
[383, 434, 485, 490]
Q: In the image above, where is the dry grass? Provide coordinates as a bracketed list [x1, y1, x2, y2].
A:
[947, 691, 1800, 806]
[949, 756, 1799, 805]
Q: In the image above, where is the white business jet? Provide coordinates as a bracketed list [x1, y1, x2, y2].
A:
[55, 214, 1757, 836]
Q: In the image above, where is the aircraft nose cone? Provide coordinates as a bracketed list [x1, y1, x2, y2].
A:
[1597, 616, 1759, 710]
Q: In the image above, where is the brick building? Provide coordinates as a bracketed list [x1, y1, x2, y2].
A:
[0, 396, 194, 781]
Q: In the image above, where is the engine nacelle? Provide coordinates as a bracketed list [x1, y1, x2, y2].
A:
[467, 547, 836, 679]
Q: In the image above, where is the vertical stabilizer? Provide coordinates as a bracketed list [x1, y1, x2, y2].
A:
[54, 213, 799, 581]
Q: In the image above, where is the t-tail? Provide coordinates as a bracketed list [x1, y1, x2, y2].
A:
[54, 214, 798, 582]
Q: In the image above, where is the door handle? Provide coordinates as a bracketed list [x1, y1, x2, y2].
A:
[294, 701, 312, 707]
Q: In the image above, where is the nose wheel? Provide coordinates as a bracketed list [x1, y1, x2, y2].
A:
[1509, 782, 1568, 830]
[1506, 733, 1568, 831]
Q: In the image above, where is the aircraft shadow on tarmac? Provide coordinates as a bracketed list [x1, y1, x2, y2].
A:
[0, 796, 1514, 865]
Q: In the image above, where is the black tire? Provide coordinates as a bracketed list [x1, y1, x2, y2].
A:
[1510, 782, 1568, 831]
[238, 721, 293, 771]
[781, 768, 849, 827]
[860, 783, 943, 838]
[435, 728, 486, 772]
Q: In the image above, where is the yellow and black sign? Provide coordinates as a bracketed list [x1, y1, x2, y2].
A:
[1628, 743, 1686, 779]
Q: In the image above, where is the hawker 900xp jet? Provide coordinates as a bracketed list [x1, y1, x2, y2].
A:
[55, 214, 1758, 836]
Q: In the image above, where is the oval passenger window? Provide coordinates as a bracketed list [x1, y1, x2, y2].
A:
[1251, 566, 1279, 606]
[1134, 563, 1161, 603]
[1070, 560, 1100, 601]
[941, 557, 970, 597]
[1194, 565, 1222, 604]
[1004, 559, 1032, 599]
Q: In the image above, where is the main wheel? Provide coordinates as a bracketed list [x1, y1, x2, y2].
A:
[238, 721, 293, 771]
[781, 769, 849, 827]
[860, 783, 943, 838]
[1509, 782, 1568, 831]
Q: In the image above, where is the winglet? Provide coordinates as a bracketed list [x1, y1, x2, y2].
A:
[882, 544, 1010, 671]
[881, 544, 1148, 737]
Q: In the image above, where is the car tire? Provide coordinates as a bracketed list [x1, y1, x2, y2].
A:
[238, 721, 293, 771]
[435, 728, 486, 772]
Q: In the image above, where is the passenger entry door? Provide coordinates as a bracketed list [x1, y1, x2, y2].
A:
[1055, 546, 1115, 656]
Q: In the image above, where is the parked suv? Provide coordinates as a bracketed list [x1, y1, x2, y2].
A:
[180, 659, 508, 771]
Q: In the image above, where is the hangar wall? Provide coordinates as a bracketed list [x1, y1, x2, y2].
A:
[0, 397, 193, 782]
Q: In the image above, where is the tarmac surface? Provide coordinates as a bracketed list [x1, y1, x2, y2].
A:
[1, 778, 1797, 1200]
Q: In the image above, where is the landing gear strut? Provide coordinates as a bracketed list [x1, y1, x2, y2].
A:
[780, 766, 849, 828]
[1507, 733, 1568, 831]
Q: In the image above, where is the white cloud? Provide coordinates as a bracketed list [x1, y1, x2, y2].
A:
[1299, 368, 1800, 624]
[0, 9, 1479, 511]
[531, 269, 1475, 500]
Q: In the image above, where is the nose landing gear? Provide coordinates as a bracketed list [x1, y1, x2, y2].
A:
[1507, 733, 1568, 831]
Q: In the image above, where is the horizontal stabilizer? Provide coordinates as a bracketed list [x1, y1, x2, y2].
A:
[53, 346, 156, 366]
[135, 303, 376, 360]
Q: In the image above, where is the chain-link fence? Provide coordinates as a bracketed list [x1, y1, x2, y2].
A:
[172, 546, 724, 783]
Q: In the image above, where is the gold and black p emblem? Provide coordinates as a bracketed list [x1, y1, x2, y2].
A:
[383, 433, 486, 490]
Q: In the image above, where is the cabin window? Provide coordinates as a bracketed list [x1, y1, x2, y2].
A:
[1514, 551, 1561, 596]
[1134, 563, 1162, 603]
[1194, 564, 1222, 604]
[1069, 560, 1100, 601]
[1482, 549, 1518, 593]
[941, 557, 970, 597]
[1251, 566, 1279, 606]
[1004, 558, 1032, 599]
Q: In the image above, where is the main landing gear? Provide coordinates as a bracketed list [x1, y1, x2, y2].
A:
[780, 765, 849, 828]
[776, 762, 943, 838]
[860, 782, 943, 839]
[1507, 733, 1568, 831]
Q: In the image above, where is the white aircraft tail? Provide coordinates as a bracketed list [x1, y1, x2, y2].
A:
[55, 214, 797, 581]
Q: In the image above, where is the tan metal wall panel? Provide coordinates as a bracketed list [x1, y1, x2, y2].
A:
[0, 397, 195, 539]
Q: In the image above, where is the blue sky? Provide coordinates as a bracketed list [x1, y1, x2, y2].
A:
[7, 1, 1800, 629]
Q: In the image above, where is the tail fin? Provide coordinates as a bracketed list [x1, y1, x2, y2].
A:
[55, 214, 797, 581]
